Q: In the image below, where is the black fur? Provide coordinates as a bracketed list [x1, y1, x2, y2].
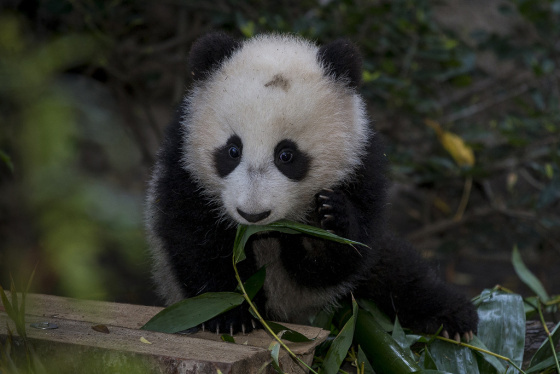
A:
[273, 139, 310, 181]
[189, 32, 241, 81]
[317, 39, 363, 88]
[213, 135, 243, 178]
[147, 33, 478, 337]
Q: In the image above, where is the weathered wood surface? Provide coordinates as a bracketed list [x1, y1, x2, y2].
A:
[523, 320, 559, 369]
[0, 293, 329, 374]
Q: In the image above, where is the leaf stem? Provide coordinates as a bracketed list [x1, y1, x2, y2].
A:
[537, 298, 560, 374]
[232, 256, 319, 374]
[435, 336, 527, 374]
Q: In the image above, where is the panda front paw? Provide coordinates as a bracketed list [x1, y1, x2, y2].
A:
[315, 188, 350, 236]
[408, 300, 479, 342]
[201, 306, 260, 335]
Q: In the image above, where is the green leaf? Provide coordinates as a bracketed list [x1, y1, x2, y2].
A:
[236, 266, 266, 301]
[428, 340, 480, 374]
[221, 334, 235, 343]
[268, 220, 368, 247]
[392, 317, 414, 356]
[512, 246, 550, 302]
[357, 298, 393, 332]
[0, 284, 15, 321]
[234, 220, 368, 266]
[529, 322, 560, 367]
[0, 149, 14, 173]
[265, 321, 312, 343]
[469, 336, 507, 374]
[477, 290, 525, 374]
[141, 292, 245, 333]
[312, 309, 334, 331]
[422, 347, 438, 370]
[320, 298, 358, 374]
[354, 308, 420, 373]
[269, 341, 281, 367]
[357, 345, 376, 374]
[526, 355, 559, 373]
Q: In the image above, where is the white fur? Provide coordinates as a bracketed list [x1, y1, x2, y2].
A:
[145, 162, 187, 304]
[252, 236, 353, 323]
[182, 34, 371, 226]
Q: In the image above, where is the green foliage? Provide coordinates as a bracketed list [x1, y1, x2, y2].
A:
[139, 221, 560, 373]
[1, 2, 559, 373]
[0, 13, 149, 301]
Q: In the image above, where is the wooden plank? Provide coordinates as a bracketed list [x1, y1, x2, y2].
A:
[1, 293, 329, 373]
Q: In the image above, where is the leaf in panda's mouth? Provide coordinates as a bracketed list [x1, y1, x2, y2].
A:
[233, 219, 369, 264]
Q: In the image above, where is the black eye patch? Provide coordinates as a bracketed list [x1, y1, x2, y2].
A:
[214, 135, 243, 178]
[274, 139, 310, 181]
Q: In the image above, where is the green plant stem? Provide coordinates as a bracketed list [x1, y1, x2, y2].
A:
[435, 336, 527, 374]
[232, 257, 319, 374]
[537, 298, 560, 374]
[544, 295, 560, 307]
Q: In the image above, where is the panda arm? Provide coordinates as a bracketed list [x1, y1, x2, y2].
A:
[360, 235, 479, 338]
[276, 187, 378, 289]
[276, 136, 387, 289]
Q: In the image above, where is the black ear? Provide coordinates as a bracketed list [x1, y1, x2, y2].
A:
[317, 39, 362, 88]
[188, 32, 241, 81]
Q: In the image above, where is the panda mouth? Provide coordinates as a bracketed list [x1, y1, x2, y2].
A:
[236, 208, 271, 224]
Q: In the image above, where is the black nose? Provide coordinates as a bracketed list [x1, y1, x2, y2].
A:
[237, 209, 271, 223]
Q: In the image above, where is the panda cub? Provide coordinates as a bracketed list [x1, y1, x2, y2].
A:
[146, 32, 478, 339]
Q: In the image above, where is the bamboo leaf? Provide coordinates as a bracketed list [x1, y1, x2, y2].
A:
[320, 298, 358, 374]
[270, 341, 281, 368]
[529, 321, 560, 368]
[422, 347, 438, 370]
[526, 355, 558, 373]
[469, 336, 507, 374]
[221, 334, 235, 343]
[268, 220, 368, 247]
[428, 340, 480, 374]
[357, 298, 393, 332]
[512, 246, 550, 302]
[476, 290, 525, 374]
[357, 346, 375, 374]
[354, 308, 420, 373]
[236, 266, 266, 301]
[141, 292, 244, 333]
[265, 321, 312, 342]
[0, 285, 15, 321]
[425, 119, 475, 167]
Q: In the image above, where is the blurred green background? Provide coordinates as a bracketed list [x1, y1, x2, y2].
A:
[0, 0, 558, 306]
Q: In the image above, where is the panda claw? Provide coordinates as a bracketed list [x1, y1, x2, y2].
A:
[323, 188, 334, 193]
[442, 330, 449, 339]
[454, 332, 460, 342]
[216, 325, 220, 335]
[241, 324, 246, 335]
[251, 319, 257, 329]
[319, 204, 332, 212]
[230, 324, 234, 336]
[318, 195, 329, 202]
[201, 323, 205, 332]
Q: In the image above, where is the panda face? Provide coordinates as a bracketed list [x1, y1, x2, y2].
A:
[182, 34, 370, 226]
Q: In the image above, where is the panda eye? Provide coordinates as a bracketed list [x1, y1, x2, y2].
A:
[228, 145, 241, 159]
[274, 139, 310, 181]
[278, 150, 293, 163]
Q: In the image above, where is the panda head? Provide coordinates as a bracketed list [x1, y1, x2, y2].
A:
[182, 32, 371, 226]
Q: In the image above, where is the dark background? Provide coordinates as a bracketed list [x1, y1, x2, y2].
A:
[0, 0, 558, 310]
